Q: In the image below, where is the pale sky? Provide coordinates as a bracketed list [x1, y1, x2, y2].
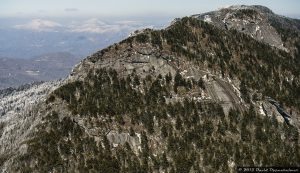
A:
[1, 0, 300, 18]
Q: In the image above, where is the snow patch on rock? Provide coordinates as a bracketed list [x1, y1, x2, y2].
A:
[204, 15, 212, 23]
[259, 104, 266, 116]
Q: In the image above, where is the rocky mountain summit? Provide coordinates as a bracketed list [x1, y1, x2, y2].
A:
[193, 5, 300, 52]
[0, 5, 300, 173]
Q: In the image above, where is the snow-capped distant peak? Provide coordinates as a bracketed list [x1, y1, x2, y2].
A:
[14, 19, 62, 31]
[68, 18, 119, 33]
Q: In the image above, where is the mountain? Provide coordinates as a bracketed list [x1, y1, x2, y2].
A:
[1, 5, 300, 172]
[192, 5, 300, 56]
[0, 52, 81, 89]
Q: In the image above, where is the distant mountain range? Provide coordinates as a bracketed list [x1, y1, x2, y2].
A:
[0, 18, 167, 59]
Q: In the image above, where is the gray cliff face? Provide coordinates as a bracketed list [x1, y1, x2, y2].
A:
[192, 5, 289, 51]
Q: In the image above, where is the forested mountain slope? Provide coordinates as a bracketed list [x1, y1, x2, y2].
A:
[0, 5, 299, 173]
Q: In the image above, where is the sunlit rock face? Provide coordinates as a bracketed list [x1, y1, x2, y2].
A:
[192, 5, 291, 51]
